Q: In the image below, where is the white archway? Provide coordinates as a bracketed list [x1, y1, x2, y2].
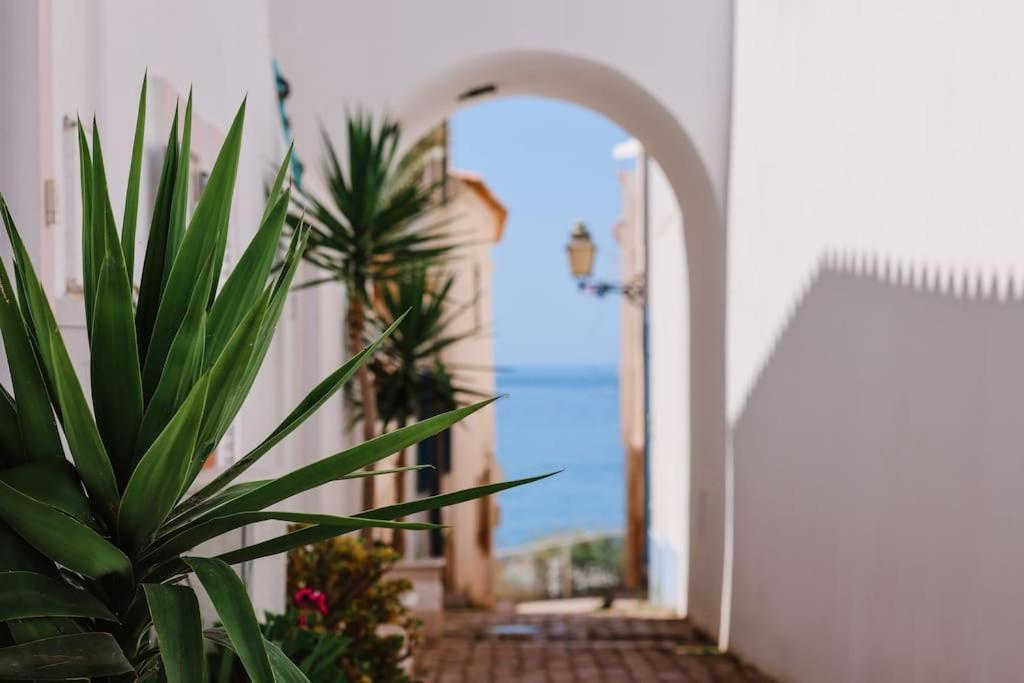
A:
[393, 50, 729, 638]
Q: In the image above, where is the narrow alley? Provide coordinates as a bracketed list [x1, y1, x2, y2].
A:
[417, 602, 772, 682]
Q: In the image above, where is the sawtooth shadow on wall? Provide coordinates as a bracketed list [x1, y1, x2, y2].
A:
[729, 254, 1024, 682]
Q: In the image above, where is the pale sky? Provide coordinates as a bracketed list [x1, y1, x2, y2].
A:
[450, 97, 632, 368]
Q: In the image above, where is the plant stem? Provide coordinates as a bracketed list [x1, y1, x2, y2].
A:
[348, 295, 377, 533]
[393, 444, 407, 555]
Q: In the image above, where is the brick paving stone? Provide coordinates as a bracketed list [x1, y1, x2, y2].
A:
[414, 609, 773, 683]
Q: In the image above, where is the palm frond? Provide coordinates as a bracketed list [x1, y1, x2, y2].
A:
[356, 266, 484, 430]
[289, 115, 457, 303]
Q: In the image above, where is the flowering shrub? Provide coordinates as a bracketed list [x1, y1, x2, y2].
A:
[208, 541, 420, 682]
[287, 534, 420, 682]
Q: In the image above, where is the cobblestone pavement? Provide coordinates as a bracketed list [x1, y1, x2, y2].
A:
[414, 606, 773, 682]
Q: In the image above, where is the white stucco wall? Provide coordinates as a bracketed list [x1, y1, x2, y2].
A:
[728, 0, 1024, 417]
[646, 161, 691, 617]
[731, 263, 1024, 682]
[0, 1, 46, 272]
[268, 1, 733, 197]
[617, 155, 691, 616]
[727, 1, 1024, 678]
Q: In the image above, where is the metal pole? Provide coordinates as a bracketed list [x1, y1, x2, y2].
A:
[640, 150, 651, 591]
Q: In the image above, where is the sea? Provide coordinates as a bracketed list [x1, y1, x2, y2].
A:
[493, 364, 624, 549]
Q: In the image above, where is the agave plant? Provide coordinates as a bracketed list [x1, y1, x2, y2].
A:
[0, 79, 546, 681]
[288, 116, 452, 511]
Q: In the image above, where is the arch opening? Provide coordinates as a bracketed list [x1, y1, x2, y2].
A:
[393, 49, 729, 639]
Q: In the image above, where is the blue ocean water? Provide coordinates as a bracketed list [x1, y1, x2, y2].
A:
[494, 365, 624, 549]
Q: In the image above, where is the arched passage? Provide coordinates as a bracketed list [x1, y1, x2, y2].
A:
[393, 50, 729, 639]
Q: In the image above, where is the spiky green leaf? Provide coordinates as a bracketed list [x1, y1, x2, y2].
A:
[184, 311, 404, 510]
[0, 262, 61, 463]
[143, 98, 243, 397]
[0, 572, 117, 622]
[204, 628, 309, 683]
[136, 256, 213, 455]
[144, 584, 204, 683]
[206, 187, 289, 364]
[166, 91, 193, 271]
[186, 285, 272, 485]
[185, 557, 273, 683]
[0, 632, 132, 679]
[210, 472, 550, 568]
[0, 522, 58, 576]
[87, 121, 118, 338]
[121, 72, 147, 278]
[0, 460, 95, 529]
[187, 225, 307, 488]
[0, 196, 120, 522]
[5, 617, 84, 647]
[260, 141, 293, 225]
[360, 471, 558, 522]
[119, 375, 210, 555]
[144, 511, 438, 567]
[163, 478, 269, 536]
[0, 479, 129, 578]
[0, 387, 23, 465]
[76, 120, 95, 329]
[136, 106, 180, 362]
[212, 398, 498, 519]
[90, 255, 144, 485]
[343, 464, 432, 479]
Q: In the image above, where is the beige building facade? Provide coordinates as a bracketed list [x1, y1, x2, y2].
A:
[614, 154, 648, 593]
[434, 171, 507, 607]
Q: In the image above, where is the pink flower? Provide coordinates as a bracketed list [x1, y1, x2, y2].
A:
[293, 587, 329, 615]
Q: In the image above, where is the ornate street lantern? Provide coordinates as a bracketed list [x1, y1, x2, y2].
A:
[566, 220, 645, 305]
[566, 221, 596, 279]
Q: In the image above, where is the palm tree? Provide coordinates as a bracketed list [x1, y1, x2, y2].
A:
[371, 268, 482, 428]
[367, 267, 485, 552]
[289, 115, 452, 511]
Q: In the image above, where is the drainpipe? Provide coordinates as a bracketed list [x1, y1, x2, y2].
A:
[640, 150, 651, 592]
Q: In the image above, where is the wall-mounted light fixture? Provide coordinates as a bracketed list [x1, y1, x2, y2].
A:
[565, 221, 645, 305]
